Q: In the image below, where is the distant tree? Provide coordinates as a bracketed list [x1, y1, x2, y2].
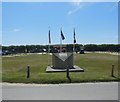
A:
[84, 44, 98, 51]
[2, 44, 120, 54]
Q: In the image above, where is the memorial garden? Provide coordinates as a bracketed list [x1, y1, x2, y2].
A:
[2, 52, 119, 84]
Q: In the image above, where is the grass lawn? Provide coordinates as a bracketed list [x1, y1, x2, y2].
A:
[2, 53, 119, 84]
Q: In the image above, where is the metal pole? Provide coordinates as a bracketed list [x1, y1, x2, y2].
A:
[48, 44, 50, 66]
[73, 28, 76, 66]
[48, 27, 50, 66]
[73, 44, 75, 66]
[60, 28, 62, 53]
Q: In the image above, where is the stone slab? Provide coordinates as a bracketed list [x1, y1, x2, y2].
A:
[52, 53, 73, 69]
[46, 65, 84, 72]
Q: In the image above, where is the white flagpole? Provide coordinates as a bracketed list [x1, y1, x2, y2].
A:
[73, 43, 75, 66]
[48, 27, 50, 66]
[48, 44, 50, 66]
[60, 37, 62, 53]
[73, 28, 76, 66]
[60, 28, 62, 53]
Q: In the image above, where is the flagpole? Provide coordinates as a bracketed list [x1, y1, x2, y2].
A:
[60, 28, 62, 53]
[60, 27, 65, 53]
[73, 29, 75, 53]
[48, 27, 50, 66]
[60, 37, 62, 53]
[73, 31, 75, 66]
[73, 28, 76, 66]
[48, 43, 50, 66]
[73, 43, 75, 66]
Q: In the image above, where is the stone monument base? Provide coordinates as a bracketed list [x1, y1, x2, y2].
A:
[46, 65, 84, 72]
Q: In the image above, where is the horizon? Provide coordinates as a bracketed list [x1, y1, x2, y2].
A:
[2, 2, 118, 46]
[1, 43, 120, 47]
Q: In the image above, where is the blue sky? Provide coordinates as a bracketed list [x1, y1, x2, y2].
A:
[2, 2, 118, 46]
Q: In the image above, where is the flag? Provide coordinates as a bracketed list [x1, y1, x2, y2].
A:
[74, 28, 76, 43]
[61, 29, 65, 40]
[48, 29, 51, 44]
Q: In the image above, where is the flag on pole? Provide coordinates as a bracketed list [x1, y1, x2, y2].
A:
[74, 28, 76, 43]
[48, 29, 51, 44]
[48, 27, 51, 66]
[61, 29, 65, 40]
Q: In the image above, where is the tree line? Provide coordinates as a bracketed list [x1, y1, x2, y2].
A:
[2, 44, 120, 54]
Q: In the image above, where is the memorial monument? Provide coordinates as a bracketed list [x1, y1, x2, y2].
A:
[46, 28, 84, 72]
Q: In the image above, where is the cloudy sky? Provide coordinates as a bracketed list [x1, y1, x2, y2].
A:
[2, 2, 118, 45]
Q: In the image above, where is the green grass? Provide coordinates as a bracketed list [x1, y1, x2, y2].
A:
[2, 53, 119, 84]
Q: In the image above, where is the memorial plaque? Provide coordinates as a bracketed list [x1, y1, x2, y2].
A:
[52, 53, 73, 69]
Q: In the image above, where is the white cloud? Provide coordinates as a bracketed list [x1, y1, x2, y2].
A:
[67, 0, 118, 15]
[68, 5, 82, 15]
[13, 29, 21, 32]
[71, 0, 83, 6]
[68, 0, 83, 15]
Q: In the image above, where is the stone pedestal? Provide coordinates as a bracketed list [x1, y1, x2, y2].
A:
[52, 53, 73, 69]
[46, 52, 84, 72]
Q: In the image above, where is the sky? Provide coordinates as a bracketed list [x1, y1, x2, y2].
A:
[2, 2, 118, 46]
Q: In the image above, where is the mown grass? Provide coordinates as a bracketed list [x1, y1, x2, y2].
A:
[2, 53, 119, 84]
